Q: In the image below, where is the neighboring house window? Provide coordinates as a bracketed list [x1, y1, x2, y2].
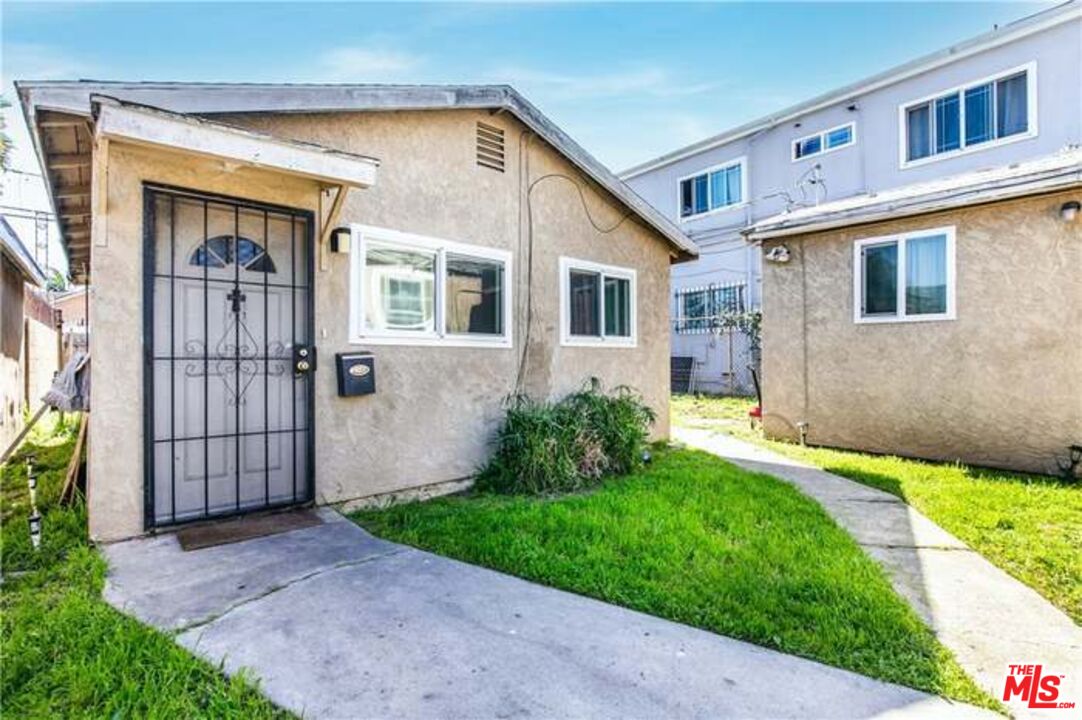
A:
[792, 122, 856, 161]
[560, 257, 636, 347]
[678, 158, 746, 219]
[901, 63, 1036, 166]
[675, 284, 746, 333]
[350, 225, 511, 346]
[853, 226, 955, 324]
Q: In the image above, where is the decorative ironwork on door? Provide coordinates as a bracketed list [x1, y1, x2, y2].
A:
[144, 187, 315, 528]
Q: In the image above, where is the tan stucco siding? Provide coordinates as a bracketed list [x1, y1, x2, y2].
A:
[88, 109, 672, 540]
[760, 189, 1082, 473]
[1, 256, 26, 452]
[24, 315, 58, 410]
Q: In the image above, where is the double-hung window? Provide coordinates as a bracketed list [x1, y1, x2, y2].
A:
[792, 122, 856, 161]
[350, 225, 512, 346]
[901, 63, 1036, 166]
[678, 158, 746, 219]
[560, 257, 636, 347]
[854, 227, 955, 324]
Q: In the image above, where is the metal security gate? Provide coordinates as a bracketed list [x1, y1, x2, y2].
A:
[143, 185, 315, 528]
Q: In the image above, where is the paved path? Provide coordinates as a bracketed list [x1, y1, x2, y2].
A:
[103, 508, 994, 719]
[675, 426, 1082, 720]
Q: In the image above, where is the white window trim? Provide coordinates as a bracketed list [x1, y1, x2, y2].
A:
[897, 61, 1038, 170]
[852, 226, 956, 325]
[559, 256, 637, 348]
[791, 122, 857, 163]
[349, 224, 513, 348]
[676, 156, 749, 222]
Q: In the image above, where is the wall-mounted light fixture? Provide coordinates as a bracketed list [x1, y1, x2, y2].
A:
[765, 244, 791, 263]
[1060, 200, 1080, 223]
[329, 227, 351, 254]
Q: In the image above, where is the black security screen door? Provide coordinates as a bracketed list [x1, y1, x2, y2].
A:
[143, 186, 315, 528]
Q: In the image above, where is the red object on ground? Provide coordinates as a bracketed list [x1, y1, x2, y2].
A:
[749, 406, 762, 419]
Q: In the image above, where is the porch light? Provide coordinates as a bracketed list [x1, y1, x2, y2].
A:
[330, 227, 351, 254]
[1060, 201, 1080, 223]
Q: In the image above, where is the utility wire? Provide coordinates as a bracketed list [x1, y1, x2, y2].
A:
[515, 165, 631, 392]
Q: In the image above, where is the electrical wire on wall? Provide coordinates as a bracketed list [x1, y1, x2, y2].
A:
[513, 137, 631, 393]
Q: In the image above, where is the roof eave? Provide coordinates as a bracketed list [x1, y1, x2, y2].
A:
[16, 82, 698, 260]
[745, 167, 1082, 240]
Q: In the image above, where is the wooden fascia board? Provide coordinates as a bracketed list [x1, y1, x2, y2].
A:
[93, 99, 379, 189]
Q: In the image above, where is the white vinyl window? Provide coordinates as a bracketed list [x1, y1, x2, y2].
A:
[350, 225, 512, 347]
[677, 157, 747, 220]
[853, 226, 956, 324]
[899, 63, 1037, 168]
[559, 257, 636, 347]
[792, 122, 856, 161]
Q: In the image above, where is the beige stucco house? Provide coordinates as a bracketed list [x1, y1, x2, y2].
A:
[746, 149, 1082, 474]
[16, 82, 697, 541]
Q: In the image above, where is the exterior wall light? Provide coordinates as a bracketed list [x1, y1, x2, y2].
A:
[765, 244, 791, 263]
[1060, 201, 1080, 223]
[330, 227, 351, 254]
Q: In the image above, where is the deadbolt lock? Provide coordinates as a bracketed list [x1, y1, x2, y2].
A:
[292, 345, 316, 376]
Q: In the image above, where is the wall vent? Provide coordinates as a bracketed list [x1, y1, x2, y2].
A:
[476, 121, 506, 172]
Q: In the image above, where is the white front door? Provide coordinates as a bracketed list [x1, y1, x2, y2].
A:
[147, 187, 314, 526]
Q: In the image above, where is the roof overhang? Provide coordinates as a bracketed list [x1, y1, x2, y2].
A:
[745, 149, 1082, 241]
[16, 82, 698, 262]
[92, 96, 380, 188]
[0, 216, 48, 286]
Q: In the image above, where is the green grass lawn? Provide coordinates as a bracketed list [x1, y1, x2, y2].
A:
[1, 416, 287, 719]
[353, 445, 996, 710]
[671, 394, 1082, 625]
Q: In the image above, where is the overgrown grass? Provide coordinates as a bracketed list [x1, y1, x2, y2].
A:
[672, 394, 1082, 624]
[477, 380, 654, 494]
[0, 415, 287, 719]
[353, 446, 996, 710]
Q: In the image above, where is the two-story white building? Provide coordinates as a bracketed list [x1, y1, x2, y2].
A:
[623, 0, 1081, 395]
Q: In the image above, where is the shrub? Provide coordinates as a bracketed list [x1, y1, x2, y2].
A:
[566, 379, 656, 476]
[477, 379, 655, 495]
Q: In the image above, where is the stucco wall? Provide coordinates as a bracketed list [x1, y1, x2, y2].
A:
[88, 109, 673, 540]
[0, 255, 26, 452]
[760, 189, 1082, 474]
[24, 314, 58, 409]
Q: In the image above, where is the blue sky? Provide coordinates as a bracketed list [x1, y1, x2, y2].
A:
[2, 2, 1049, 170]
[0, 2, 1050, 276]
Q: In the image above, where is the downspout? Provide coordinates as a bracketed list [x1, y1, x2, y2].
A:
[798, 236, 809, 445]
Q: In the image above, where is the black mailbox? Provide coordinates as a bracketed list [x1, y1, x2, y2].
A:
[336, 353, 376, 396]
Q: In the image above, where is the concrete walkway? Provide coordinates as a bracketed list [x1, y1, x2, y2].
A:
[103, 508, 994, 719]
[675, 426, 1082, 720]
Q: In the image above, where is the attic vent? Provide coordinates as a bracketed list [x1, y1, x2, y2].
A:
[476, 121, 506, 172]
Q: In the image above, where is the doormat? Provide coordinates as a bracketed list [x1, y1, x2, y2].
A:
[176, 509, 323, 551]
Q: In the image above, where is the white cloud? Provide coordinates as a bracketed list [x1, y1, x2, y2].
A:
[1, 42, 97, 86]
[490, 65, 718, 101]
[316, 46, 425, 82]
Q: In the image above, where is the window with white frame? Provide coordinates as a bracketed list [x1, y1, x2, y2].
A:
[560, 257, 636, 346]
[901, 64, 1036, 166]
[792, 122, 855, 161]
[854, 227, 955, 324]
[678, 158, 746, 219]
[350, 225, 512, 346]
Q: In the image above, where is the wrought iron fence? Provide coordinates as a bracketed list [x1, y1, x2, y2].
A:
[673, 282, 746, 334]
